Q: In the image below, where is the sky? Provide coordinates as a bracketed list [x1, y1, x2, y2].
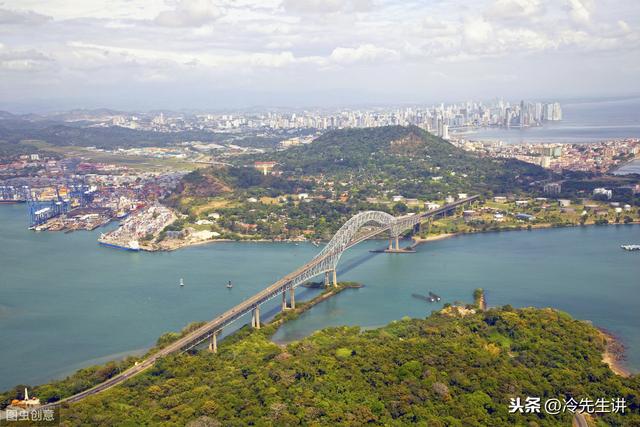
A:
[0, 0, 639, 112]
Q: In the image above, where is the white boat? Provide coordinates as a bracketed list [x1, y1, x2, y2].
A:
[621, 244, 640, 251]
[180, 278, 184, 287]
[226, 280, 233, 289]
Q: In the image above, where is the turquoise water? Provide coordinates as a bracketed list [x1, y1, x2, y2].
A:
[1, 204, 639, 389]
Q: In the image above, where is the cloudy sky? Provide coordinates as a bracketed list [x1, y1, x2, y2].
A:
[1, 0, 639, 111]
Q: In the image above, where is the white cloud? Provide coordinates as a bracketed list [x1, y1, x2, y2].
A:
[617, 20, 630, 35]
[486, 0, 543, 21]
[1, 0, 639, 108]
[66, 41, 301, 70]
[565, 0, 594, 25]
[0, 48, 53, 71]
[0, 8, 51, 25]
[463, 18, 493, 47]
[281, 0, 372, 15]
[154, 0, 223, 27]
[329, 44, 398, 64]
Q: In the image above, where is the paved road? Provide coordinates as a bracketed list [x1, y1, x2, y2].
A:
[573, 412, 589, 427]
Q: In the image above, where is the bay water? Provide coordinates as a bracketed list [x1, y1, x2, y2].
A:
[1, 204, 639, 390]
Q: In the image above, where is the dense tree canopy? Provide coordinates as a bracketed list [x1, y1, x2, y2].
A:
[6, 306, 637, 426]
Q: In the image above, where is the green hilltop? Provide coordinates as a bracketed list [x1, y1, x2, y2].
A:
[251, 125, 549, 198]
[6, 306, 638, 426]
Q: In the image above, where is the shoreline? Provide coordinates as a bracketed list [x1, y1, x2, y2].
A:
[411, 220, 640, 248]
[599, 329, 631, 377]
[140, 219, 640, 252]
[612, 156, 640, 175]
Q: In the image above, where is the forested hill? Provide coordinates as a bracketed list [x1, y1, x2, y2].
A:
[255, 125, 549, 198]
[13, 306, 639, 425]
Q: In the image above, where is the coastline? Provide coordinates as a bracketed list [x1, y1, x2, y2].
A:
[612, 156, 640, 175]
[138, 219, 640, 252]
[599, 329, 631, 377]
[411, 221, 640, 248]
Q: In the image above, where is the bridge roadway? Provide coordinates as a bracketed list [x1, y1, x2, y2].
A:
[41, 195, 478, 407]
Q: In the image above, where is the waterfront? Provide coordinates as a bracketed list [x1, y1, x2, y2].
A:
[461, 97, 640, 144]
[1, 204, 639, 390]
[615, 159, 640, 176]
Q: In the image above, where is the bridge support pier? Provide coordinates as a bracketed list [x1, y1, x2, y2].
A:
[332, 269, 337, 288]
[208, 331, 218, 353]
[281, 288, 296, 311]
[413, 222, 421, 235]
[395, 236, 399, 250]
[324, 271, 331, 288]
[251, 306, 261, 329]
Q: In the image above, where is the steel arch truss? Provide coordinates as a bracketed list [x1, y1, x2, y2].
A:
[292, 211, 393, 281]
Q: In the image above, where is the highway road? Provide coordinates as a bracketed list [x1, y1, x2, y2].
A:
[38, 196, 478, 408]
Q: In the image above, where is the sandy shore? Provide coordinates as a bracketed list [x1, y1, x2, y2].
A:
[412, 233, 459, 244]
[599, 329, 631, 377]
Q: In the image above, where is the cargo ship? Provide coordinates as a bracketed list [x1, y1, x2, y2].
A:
[98, 237, 141, 252]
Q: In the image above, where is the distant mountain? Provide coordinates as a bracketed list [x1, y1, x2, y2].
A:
[0, 120, 230, 148]
[44, 108, 129, 122]
[0, 111, 16, 120]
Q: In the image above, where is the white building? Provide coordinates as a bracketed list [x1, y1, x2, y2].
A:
[593, 188, 613, 200]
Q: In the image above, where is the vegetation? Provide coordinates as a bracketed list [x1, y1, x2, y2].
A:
[251, 125, 548, 199]
[0, 118, 313, 150]
[473, 288, 484, 308]
[4, 307, 638, 425]
[165, 126, 556, 241]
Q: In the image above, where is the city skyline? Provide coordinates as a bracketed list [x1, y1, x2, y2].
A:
[1, 0, 639, 111]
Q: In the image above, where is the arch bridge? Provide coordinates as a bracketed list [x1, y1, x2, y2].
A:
[42, 195, 478, 406]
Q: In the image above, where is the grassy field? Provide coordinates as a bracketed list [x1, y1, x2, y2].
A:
[189, 197, 239, 215]
[25, 140, 205, 172]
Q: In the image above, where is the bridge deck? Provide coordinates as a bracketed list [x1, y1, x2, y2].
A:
[43, 195, 478, 406]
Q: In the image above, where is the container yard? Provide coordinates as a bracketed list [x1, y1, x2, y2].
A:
[98, 205, 176, 251]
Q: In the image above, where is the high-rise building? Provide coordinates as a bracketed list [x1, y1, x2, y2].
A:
[442, 124, 449, 140]
[552, 102, 562, 121]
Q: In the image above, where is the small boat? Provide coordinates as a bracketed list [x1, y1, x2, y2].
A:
[621, 244, 640, 251]
[179, 278, 184, 287]
[412, 293, 436, 302]
[428, 291, 441, 302]
[226, 280, 233, 289]
[312, 241, 320, 247]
